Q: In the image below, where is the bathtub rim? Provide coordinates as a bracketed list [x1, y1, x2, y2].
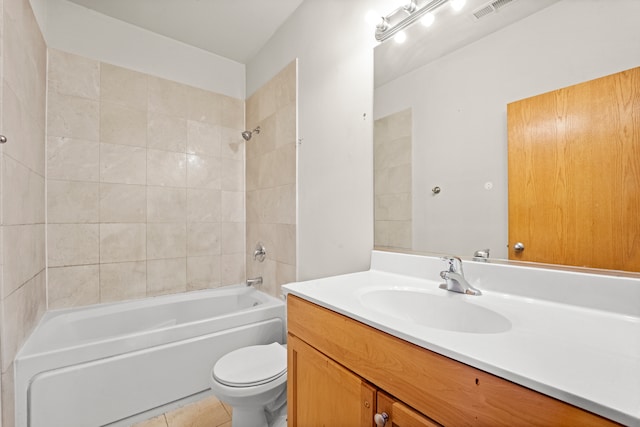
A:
[17, 285, 283, 359]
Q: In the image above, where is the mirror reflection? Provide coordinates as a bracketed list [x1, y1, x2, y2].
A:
[373, 0, 640, 272]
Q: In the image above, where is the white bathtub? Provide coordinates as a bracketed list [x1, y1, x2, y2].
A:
[14, 285, 286, 427]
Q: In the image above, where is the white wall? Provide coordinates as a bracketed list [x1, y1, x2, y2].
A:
[35, 0, 245, 98]
[248, 0, 387, 280]
[29, 0, 47, 36]
[375, 0, 640, 259]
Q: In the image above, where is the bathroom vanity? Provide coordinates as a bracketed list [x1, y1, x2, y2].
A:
[283, 251, 640, 426]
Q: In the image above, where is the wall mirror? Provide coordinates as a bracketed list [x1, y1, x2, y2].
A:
[373, 0, 640, 273]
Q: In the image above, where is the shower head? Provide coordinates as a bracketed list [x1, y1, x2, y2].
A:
[241, 126, 261, 141]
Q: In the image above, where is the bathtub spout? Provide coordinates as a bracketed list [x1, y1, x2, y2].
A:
[246, 277, 263, 287]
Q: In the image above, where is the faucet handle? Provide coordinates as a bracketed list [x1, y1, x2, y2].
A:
[440, 256, 463, 273]
[473, 248, 490, 261]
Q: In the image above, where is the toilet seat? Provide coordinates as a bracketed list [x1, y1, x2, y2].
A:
[213, 343, 287, 387]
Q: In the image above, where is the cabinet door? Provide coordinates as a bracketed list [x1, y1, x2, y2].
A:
[288, 334, 376, 427]
[376, 392, 441, 427]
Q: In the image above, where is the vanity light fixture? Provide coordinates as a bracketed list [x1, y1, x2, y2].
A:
[450, 0, 467, 11]
[376, 16, 390, 32]
[365, 9, 382, 26]
[394, 30, 407, 43]
[375, 0, 465, 42]
[420, 12, 435, 27]
[404, 0, 418, 13]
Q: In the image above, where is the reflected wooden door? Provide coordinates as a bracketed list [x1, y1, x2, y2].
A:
[507, 67, 640, 271]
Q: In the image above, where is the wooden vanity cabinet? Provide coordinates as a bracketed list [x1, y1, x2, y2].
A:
[288, 334, 439, 427]
[287, 295, 620, 427]
[287, 334, 376, 426]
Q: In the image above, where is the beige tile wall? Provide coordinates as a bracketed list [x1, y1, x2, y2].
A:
[374, 109, 412, 250]
[245, 60, 297, 297]
[46, 49, 246, 309]
[0, 0, 48, 424]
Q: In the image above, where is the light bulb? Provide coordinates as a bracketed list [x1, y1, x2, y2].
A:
[420, 12, 435, 27]
[394, 31, 407, 44]
[365, 10, 380, 26]
[450, 0, 466, 11]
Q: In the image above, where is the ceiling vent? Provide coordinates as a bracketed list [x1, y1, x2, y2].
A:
[472, 0, 516, 20]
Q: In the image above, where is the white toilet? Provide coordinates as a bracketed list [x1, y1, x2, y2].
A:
[210, 342, 287, 427]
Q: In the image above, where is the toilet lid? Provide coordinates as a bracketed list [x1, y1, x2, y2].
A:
[213, 342, 287, 387]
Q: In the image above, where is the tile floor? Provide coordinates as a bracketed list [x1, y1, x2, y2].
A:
[132, 396, 231, 427]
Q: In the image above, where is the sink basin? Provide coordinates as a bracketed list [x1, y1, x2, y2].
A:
[359, 288, 512, 334]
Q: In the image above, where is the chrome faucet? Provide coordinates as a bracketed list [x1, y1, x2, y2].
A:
[439, 256, 482, 296]
[246, 277, 263, 287]
[473, 248, 490, 262]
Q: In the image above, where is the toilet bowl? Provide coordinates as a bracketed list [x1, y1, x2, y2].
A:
[210, 342, 287, 427]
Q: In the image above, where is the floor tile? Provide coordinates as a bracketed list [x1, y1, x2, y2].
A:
[164, 396, 231, 427]
[131, 414, 168, 427]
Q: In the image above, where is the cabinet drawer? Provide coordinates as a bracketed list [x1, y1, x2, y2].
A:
[287, 295, 619, 426]
[377, 391, 442, 427]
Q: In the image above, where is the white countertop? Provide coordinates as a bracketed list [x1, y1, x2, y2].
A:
[283, 252, 640, 426]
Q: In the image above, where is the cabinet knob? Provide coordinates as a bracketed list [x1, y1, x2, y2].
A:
[374, 412, 389, 427]
[514, 242, 525, 252]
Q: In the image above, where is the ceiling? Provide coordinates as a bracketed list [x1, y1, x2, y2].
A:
[66, 0, 305, 64]
[66, 0, 560, 73]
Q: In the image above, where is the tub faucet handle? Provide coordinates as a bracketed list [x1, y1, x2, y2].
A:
[253, 242, 266, 262]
